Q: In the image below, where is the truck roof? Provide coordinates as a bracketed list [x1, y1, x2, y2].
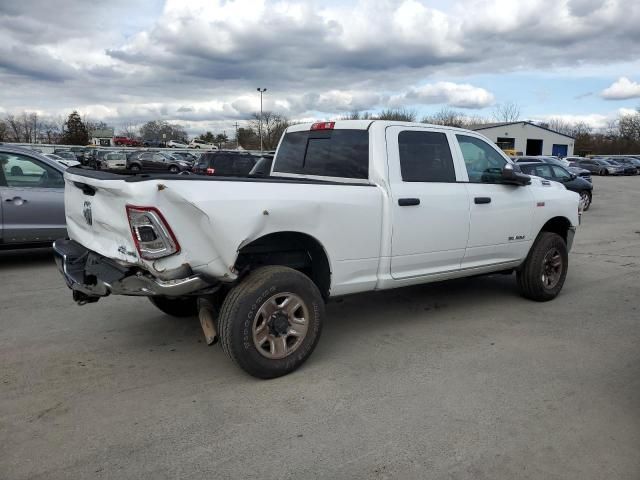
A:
[286, 119, 477, 134]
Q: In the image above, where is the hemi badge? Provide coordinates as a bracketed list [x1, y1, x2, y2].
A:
[537, 202, 545, 207]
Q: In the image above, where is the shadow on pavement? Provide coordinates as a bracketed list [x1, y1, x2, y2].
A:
[0, 247, 54, 268]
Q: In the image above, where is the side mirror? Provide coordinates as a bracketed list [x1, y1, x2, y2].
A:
[569, 173, 577, 180]
[502, 163, 531, 186]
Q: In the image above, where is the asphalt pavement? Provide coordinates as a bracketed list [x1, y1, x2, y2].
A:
[1, 176, 639, 479]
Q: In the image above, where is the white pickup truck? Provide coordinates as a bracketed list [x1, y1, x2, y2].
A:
[54, 120, 580, 378]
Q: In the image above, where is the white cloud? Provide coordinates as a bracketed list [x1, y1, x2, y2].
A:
[392, 82, 494, 109]
[601, 77, 640, 100]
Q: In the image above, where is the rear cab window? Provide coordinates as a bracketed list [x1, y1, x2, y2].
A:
[274, 128, 369, 180]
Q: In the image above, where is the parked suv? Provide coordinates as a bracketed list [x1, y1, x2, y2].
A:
[192, 151, 260, 176]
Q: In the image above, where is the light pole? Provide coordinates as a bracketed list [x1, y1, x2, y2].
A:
[257, 87, 267, 153]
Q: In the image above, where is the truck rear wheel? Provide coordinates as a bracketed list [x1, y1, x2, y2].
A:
[149, 296, 198, 317]
[517, 232, 568, 302]
[218, 266, 324, 379]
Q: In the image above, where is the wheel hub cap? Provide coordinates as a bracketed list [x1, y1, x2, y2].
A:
[252, 292, 309, 359]
[541, 248, 562, 289]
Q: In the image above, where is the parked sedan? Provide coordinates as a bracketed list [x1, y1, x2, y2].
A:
[52, 150, 80, 163]
[127, 151, 191, 173]
[192, 151, 261, 176]
[0, 146, 66, 247]
[44, 153, 81, 168]
[515, 155, 592, 182]
[167, 140, 188, 148]
[518, 162, 593, 211]
[573, 158, 624, 176]
[603, 158, 639, 175]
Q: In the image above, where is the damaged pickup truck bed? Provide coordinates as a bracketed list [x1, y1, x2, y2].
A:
[55, 120, 580, 378]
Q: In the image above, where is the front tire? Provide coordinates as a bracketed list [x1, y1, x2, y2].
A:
[517, 232, 568, 302]
[218, 266, 324, 379]
[579, 191, 592, 211]
[149, 296, 198, 317]
[169, 165, 179, 173]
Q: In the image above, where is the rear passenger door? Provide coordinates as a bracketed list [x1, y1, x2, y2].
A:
[386, 126, 470, 279]
[453, 134, 535, 269]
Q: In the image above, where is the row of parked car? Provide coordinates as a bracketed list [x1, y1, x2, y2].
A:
[45, 146, 276, 178]
[566, 155, 640, 176]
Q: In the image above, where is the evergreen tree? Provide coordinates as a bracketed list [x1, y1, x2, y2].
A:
[61, 111, 89, 145]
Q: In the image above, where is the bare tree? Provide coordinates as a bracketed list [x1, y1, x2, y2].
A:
[0, 120, 7, 142]
[250, 111, 290, 150]
[422, 107, 467, 127]
[5, 114, 22, 142]
[492, 101, 521, 122]
[376, 108, 417, 122]
[118, 121, 139, 139]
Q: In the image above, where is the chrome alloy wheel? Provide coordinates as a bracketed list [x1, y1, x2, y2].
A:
[252, 293, 309, 359]
[542, 248, 563, 289]
[579, 191, 591, 211]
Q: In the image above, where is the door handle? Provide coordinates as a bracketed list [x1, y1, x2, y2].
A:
[398, 198, 420, 206]
[474, 197, 491, 204]
[5, 196, 27, 204]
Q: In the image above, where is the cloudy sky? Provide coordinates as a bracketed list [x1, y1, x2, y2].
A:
[1, 0, 639, 135]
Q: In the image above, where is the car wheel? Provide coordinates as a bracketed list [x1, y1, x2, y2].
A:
[149, 296, 198, 317]
[517, 232, 568, 302]
[130, 164, 141, 172]
[169, 165, 179, 173]
[600, 169, 608, 176]
[579, 191, 592, 211]
[195, 145, 200, 149]
[218, 266, 324, 379]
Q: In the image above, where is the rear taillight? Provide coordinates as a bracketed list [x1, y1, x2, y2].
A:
[310, 121, 335, 131]
[126, 206, 180, 260]
[206, 167, 215, 175]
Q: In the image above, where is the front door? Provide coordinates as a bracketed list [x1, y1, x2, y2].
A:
[387, 126, 470, 279]
[452, 134, 535, 269]
[0, 152, 66, 244]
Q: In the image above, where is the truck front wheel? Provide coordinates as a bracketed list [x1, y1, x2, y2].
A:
[517, 232, 568, 302]
[148, 296, 198, 317]
[218, 266, 324, 379]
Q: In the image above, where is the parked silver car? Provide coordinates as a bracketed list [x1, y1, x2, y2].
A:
[0, 145, 67, 247]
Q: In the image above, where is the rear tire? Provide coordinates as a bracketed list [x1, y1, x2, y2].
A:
[600, 169, 608, 176]
[218, 266, 324, 379]
[130, 164, 141, 172]
[517, 232, 568, 302]
[149, 296, 198, 317]
[169, 165, 179, 173]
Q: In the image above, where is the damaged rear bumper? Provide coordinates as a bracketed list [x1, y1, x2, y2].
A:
[53, 239, 214, 302]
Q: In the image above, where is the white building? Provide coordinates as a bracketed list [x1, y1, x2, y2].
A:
[470, 121, 575, 157]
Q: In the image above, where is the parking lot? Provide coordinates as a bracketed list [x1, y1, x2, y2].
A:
[1, 176, 639, 479]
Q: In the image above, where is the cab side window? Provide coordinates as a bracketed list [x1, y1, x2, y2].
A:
[456, 135, 507, 183]
[0, 153, 63, 188]
[398, 131, 456, 182]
